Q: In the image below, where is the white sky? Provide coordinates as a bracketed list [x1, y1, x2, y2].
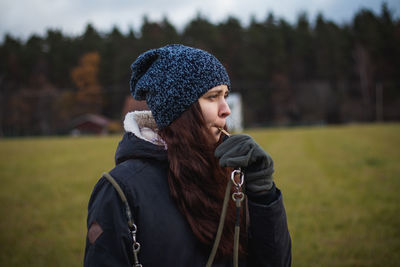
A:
[1, 0, 399, 41]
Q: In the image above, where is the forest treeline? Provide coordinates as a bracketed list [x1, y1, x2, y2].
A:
[1, 3, 399, 136]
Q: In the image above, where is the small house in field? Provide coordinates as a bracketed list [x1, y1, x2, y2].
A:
[70, 114, 110, 135]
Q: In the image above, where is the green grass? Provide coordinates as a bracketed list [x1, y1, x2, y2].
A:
[0, 136, 118, 266]
[1, 123, 399, 266]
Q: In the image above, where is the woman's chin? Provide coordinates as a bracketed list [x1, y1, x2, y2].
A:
[210, 127, 221, 143]
[214, 133, 222, 143]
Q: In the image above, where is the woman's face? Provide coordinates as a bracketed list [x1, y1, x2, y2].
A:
[198, 85, 231, 142]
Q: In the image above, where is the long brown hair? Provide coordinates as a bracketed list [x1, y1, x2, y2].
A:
[159, 101, 245, 258]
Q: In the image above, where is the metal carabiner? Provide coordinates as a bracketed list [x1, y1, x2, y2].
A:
[231, 169, 244, 188]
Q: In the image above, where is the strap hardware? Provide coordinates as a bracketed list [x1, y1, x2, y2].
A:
[206, 168, 245, 267]
[102, 172, 142, 267]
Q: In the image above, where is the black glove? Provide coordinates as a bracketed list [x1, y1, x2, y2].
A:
[215, 134, 274, 193]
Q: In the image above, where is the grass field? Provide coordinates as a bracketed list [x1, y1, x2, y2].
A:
[0, 123, 399, 266]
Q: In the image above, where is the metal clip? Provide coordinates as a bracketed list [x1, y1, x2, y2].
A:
[231, 169, 244, 188]
[231, 169, 245, 203]
[232, 191, 245, 202]
[131, 223, 142, 267]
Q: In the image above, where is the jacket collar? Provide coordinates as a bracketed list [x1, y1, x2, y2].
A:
[123, 111, 166, 149]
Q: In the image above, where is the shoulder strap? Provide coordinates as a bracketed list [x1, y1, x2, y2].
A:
[102, 172, 143, 267]
[206, 177, 232, 267]
[102, 172, 135, 229]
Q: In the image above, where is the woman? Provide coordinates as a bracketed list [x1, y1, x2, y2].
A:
[84, 44, 291, 266]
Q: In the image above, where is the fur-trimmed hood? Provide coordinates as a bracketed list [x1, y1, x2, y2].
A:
[114, 111, 167, 165]
[123, 111, 166, 147]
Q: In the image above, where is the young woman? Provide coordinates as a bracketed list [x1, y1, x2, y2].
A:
[84, 44, 291, 266]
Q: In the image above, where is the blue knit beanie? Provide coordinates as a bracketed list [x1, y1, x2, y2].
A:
[129, 44, 231, 129]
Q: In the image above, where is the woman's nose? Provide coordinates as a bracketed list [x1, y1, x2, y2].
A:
[219, 98, 231, 118]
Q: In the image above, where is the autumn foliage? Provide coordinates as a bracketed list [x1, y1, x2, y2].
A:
[71, 52, 103, 114]
[0, 4, 399, 136]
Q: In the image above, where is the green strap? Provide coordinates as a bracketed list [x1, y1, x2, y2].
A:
[102, 172, 135, 229]
[206, 178, 233, 267]
[233, 199, 242, 267]
[102, 172, 142, 267]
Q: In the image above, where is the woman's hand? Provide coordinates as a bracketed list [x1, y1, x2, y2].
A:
[215, 134, 274, 194]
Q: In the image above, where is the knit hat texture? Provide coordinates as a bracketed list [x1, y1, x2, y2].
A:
[129, 44, 231, 129]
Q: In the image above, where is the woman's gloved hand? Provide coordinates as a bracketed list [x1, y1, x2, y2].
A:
[215, 134, 274, 194]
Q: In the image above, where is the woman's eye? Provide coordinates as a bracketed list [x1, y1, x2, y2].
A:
[208, 94, 218, 99]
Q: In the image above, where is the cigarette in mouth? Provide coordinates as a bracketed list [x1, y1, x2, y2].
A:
[218, 127, 231, 137]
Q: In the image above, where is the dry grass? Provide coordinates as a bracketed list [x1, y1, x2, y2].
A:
[0, 123, 399, 266]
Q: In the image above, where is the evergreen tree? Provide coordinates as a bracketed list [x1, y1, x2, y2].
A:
[216, 16, 244, 81]
[183, 13, 219, 52]
[0, 6, 399, 135]
[292, 12, 314, 80]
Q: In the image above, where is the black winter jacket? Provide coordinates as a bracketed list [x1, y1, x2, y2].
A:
[84, 132, 291, 267]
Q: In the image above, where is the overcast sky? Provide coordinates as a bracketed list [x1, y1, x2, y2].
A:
[1, 0, 399, 41]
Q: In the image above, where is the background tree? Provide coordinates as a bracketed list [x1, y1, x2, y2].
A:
[216, 17, 245, 81]
[70, 51, 103, 115]
[182, 13, 219, 52]
[0, 3, 399, 135]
